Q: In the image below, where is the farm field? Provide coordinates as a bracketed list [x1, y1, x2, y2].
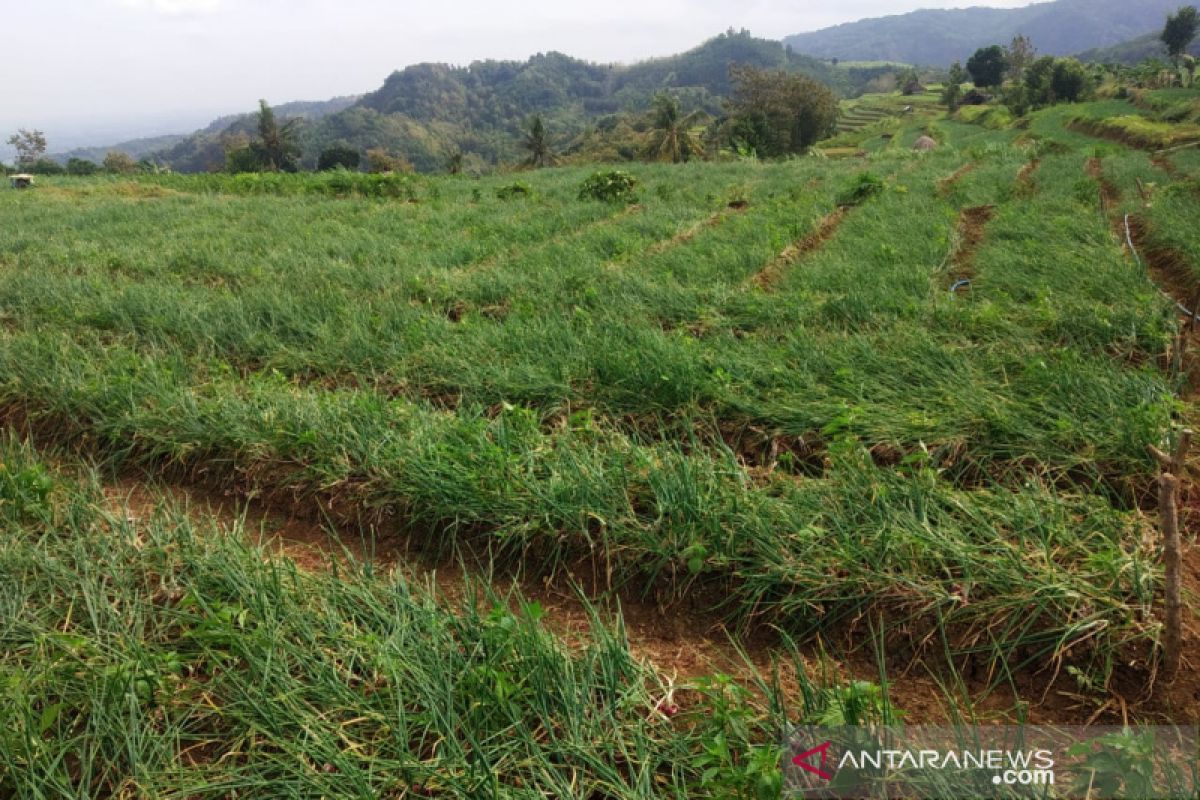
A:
[2, 93, 1199, 797]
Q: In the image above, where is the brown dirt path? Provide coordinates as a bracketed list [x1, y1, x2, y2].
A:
[944, 204, 996, 290]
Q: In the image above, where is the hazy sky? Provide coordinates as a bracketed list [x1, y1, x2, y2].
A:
[2, 0, 1040, 149]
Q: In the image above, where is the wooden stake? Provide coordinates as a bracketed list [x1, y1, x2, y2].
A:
[1161, 471, 1182, 676]
[1152, 428, 1191, 677]
[1187, 286, 1200, 338]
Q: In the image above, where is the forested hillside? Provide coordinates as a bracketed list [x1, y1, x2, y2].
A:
[1077, 30, 1200, 64]
[145, 32, 887, 173]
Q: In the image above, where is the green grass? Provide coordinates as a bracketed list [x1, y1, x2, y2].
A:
[2, 436, 899, 798]
[1131, 87, 1200, 124]
[954, 105, 1015, 130]
[4, 94, 1200, 792]
[1102, 142, 1200, 289]
[0, 102, 1192, 702]
[1068, 111, 1200, 150]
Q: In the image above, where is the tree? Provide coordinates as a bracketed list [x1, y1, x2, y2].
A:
[942, 82, 963, 112]
[1162, 6, 1199, 61]
[29, 159, 64, 176]
[1183, 53, 1198, 87]
[897, 67, 923, 95]
[725, 65, 838, 158]
[66, 158, 99, 176]
[1022, 56, 1091, 107]
[1050, 58, 1092, 103]
[523, 114, 553, 168]
[252, 100, 301, 172]
[445, 150, 464, 174]
[225, 146, 261, 174]
[1024, 55, 1057, 106]
[645, 94, 705, 163]
[364, 148, 413, 174]
[943, 61, 966, 111]
[1006, 34, 1036, 81]
[966, 45, 1008, 89]
[7, 129, 47, 167]
[103, 151, 138, 174]
[317, 145, 361, 171]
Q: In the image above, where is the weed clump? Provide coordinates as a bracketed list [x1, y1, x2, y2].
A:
[578, 170, 638, 203]
[836, 172, 884, 206]
[0, 454, 53, 524]
[496, 181, 533, 201]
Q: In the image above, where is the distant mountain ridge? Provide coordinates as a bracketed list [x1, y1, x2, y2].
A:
[53, 96, 360, 165]
[1077, 30, 1200, 64]
[783, 0, 1181, 66]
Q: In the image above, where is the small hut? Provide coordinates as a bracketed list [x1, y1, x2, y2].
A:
[9, 174, 33, 189]
[912, 136, 938, 152]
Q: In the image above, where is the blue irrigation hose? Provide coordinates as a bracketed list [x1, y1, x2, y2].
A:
[949, 279, 971, 294]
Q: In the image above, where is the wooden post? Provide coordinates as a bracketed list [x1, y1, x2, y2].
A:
[1160, 472, 1182, 676]
[1150, 429, 1192, 677]
[1187, 286, 1200, 338]
[1135, 177, 1150, 207]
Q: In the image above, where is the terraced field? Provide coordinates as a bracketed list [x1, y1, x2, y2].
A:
[2, 93, 1198, 797]
[835, 103, 894, 134]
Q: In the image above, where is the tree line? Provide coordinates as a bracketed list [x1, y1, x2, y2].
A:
[225, 66, 839, 175]
[4, 63, 843, 179]
[942, 5, 1198, 113]
[4, 129, 160, 176]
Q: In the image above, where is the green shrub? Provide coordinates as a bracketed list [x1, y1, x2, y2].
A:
[143, 171, 420, 200]
[578, 170, 638, 203]
[29, 159, 64, 176]
[836, 172, 884, 206]
[956, 104, 1014, 129]
[1068, 113, 1200, 149]
[317, 145, 361, 172]
[0, 458, 54, 524]
[66, 158, 100, 176]
[225, 146, 262, 174]
[496, 181, 533, 200]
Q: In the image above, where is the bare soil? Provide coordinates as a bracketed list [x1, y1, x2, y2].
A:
[936, 162, 976, 196]
[751, 206, 849, 290]
[1016, 158, 1041, 195]
[945, 204, 996, 288]
[643, 203, 751, 259]
[96, 470, 1200, 726]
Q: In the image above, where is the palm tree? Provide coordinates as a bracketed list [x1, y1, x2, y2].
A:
[523, 115, 554, 168]
[645, 94, 705, 164]
[255, 100, 301, 172]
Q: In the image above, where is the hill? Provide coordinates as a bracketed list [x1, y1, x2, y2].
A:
[783, 0, 1180, 66]
[61, 96, 359, 169]
[146, 31, 891, 173]
[53, 133, 188, 166]
[1077, 30, 1200, 64]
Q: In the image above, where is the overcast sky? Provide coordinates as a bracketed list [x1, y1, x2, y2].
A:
[2, 0, 1040, 150]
